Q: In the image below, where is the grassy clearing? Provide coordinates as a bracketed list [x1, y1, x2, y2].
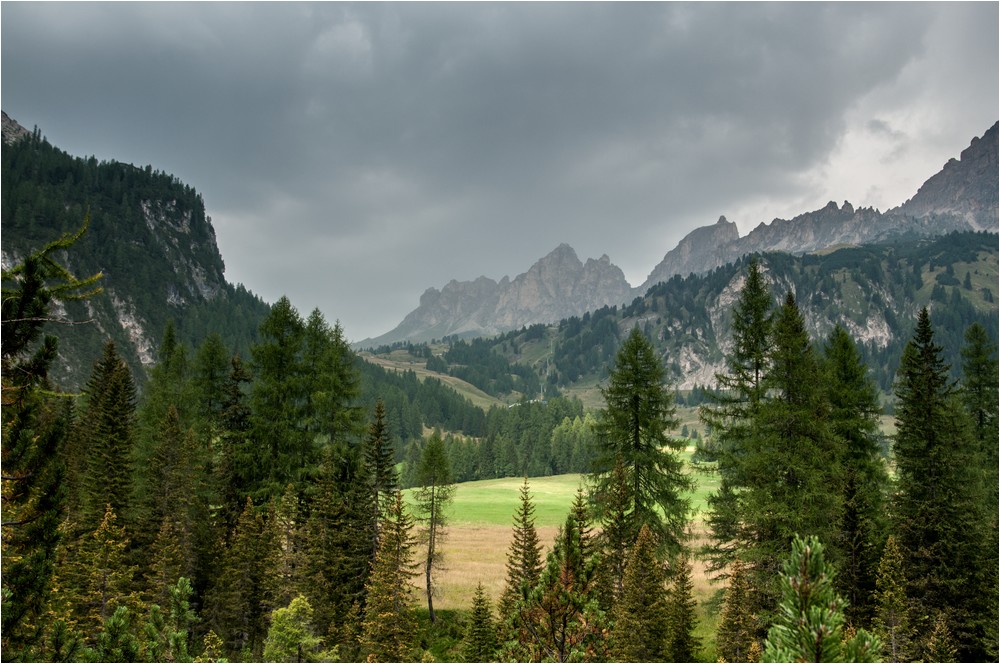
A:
[360, 353, 506, 410]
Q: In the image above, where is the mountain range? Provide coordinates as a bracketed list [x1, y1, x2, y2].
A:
[363, 121, 998, 347]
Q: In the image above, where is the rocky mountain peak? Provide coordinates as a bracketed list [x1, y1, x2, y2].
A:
[2, 111, 29, 145]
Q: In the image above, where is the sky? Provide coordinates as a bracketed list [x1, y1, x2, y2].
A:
[2, 2, 997, 342]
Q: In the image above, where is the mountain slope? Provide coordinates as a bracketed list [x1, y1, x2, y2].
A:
[1, 113, 270, 388]
[640, 122, 999, 291]
[361, 243, 633, 347]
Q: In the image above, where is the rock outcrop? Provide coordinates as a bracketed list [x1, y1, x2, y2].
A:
[362, 244, 633, 346]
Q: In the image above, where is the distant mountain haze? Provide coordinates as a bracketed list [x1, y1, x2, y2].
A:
[364, 122, 998, 347]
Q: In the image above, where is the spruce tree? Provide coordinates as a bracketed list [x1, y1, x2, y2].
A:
[463, 583, 497, 663]
[414, 430, 456, 623]
[664, 549, 701, 662]
[364, 399, 398, 554]
[609, 524, 669, 662]
[216, 354, 254, 535]
[716, 557, 758, 663]
[508, 509, 606, 663]
[262, 485, 305, 615]
[892, 308, 993, 660]
[250, 296, 308, 502]
[761, 535, 879, 663]
[1, 227, 99, 657]
[590, 327, 691, 579]
[873, 536, 910, 663]
[359, 490, 418, 663]
[498, 479, 544, 620]
[204, 498, 270, 660]
[822, 325, 888, 626]
[734, 293, 843, 628]
[701, 256, 773, 576]
[76, 341, 138, 532]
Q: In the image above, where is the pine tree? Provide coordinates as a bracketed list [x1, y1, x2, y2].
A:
[463, 583, 497, 663]
[716, 557, 758, 664]
[75, 341, 138, 532]
[364, 399, 399, 555]
[299, 444, 375, 641]
[873, 536, 910, 663]
[822, 325, 888, 626]
[664, 549, 701, 662]
[498, 479, 544, 622]
[414, 431, 456, 623]
[762, 535, 880, 663]
[216, 354, 253, 535]
[591, 327, 691, 579]
[359, 490, 418, 663]
[512, 509, 607, 663]
[262, 485, 304, 614]
[731, 293, 844, 629]
[701, 256, 773, 576]
[204, 498, 270, 660]
[301, 311, 364, 450]
[92, 606, 141, 663]
[892, 308, 993, 660]
[250, 296, 308, 502]
[262, 595, 323, 663]
[609, 524, 669, 662]
[72, 505, 141, 645]
[2, 228, 98, 656]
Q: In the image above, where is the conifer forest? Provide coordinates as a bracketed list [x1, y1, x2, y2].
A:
[4, 218, 998, 664]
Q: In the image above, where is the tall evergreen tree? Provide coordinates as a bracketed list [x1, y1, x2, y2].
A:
[509, 510, 606, 663]
[463, 583, 497, 663]
[822, 325, 888, 626]
[413, 430, 456, 623]
[498, 479, 544, 621]
[250, 296, 307, 502]
[364, 399, 398, 554]
[716, 557, 759, 664]
[701, 256, 773, 575]
[608, 524, 669, 662]
[590, 327, 691, 583]
[664, 549, 701, 662]
[892, 308, 993, 660]
[359, 490, 418, 663]
[75, 341, 138, 532]
[301, 311, 364, 450]
[216, 354, 254, 536]
[873, 536, 911, 663]
[204, 498, 270, 660]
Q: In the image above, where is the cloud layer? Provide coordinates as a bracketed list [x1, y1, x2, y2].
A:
[3, 3, 996, 339]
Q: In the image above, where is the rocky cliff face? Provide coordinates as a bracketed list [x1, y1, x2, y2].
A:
[362, 244, 633, 346]
[893, 121, 998, 230]
[640, 122, 999, 291]
[2, 111, 30, 145]
[2, 113, 269, 388]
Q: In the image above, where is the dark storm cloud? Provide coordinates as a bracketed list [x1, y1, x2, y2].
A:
[2, 3, 996, 339]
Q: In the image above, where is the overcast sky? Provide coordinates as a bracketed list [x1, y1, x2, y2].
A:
[2, 3, 997, 341]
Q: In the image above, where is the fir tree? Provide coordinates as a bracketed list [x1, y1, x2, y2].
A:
[664, 549, 701, 662]
[262, 485, 304, 614]
[76, 341, 138, 532]
[498, 479, 544, 622]
[360, 491, 418, 663]
[716, 557, 758, 663]
[1, 225, 99, 656]
[873, 536, 910, 663]
[414, 431, 456, 623]
[701, 256, 773, 576]
[204, 498, 270, 660]
[509, 510, 606, 663]
[364, 399, 399, 554]
[590, 327, 691, 580]
[216, 354, 253, 536]
[463, 583, 497, 663]
[923, 612, 958, 663]
[609, 524, 669, 662]
[892, 308, 993, 660]
[762, 535, 880, 663]
[822, 325, 888, 626]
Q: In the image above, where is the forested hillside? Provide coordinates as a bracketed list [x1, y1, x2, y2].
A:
[2, 129, 271, 388]
[369, 231, 998, 401]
